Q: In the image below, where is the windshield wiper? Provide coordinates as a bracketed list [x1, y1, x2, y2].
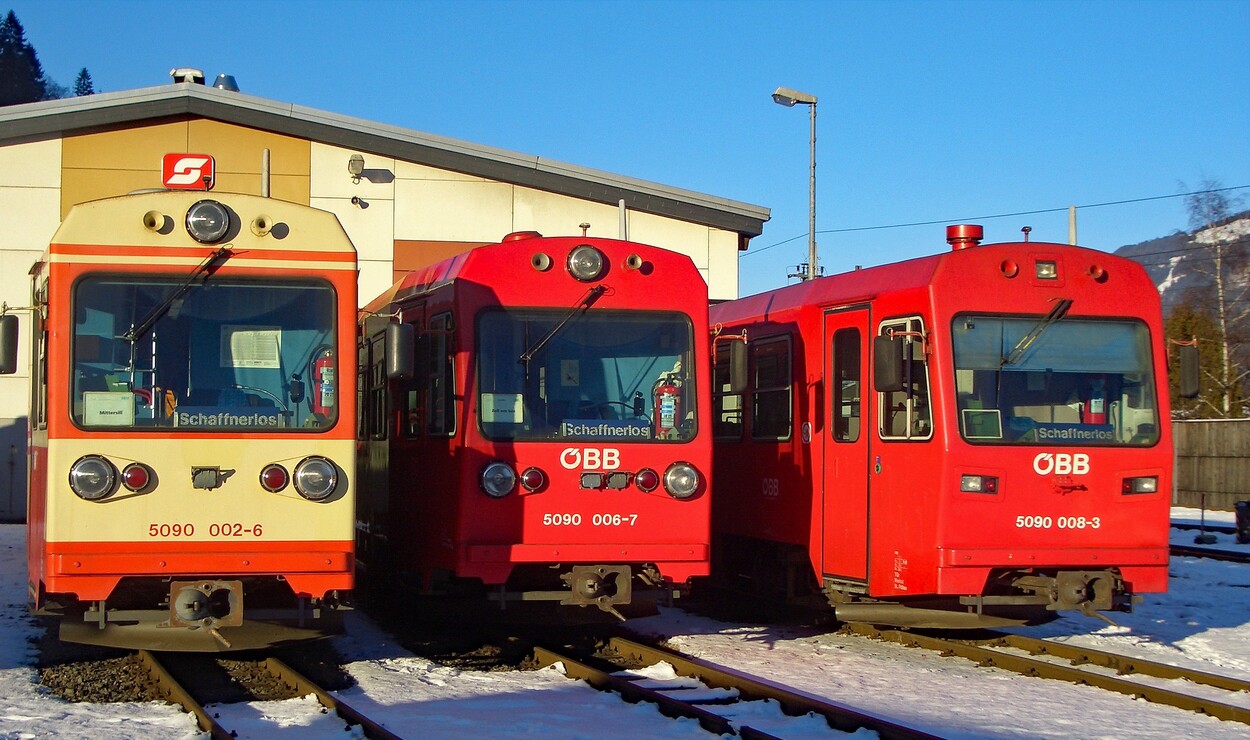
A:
[1001, 297, 1073, 366]
[123, 247, 232, 343]
[518, 285, 607, 366]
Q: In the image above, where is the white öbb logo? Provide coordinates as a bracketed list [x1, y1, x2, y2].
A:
[560, 447, 620, 470]
[1033, 452, 1090, 475]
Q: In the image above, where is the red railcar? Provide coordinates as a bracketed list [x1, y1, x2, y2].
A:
[357, 232, 711, 618]
[709, 225, 1175, 627]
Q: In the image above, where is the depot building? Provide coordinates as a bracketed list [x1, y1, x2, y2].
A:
[0, 70, 770, 520]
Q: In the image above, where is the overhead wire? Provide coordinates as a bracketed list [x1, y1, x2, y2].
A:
[742, 184, 1250, 259]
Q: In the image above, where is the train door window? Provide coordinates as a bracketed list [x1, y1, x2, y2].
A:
[33, 279, 48, 430]
[356, 340, 368, 440]
[367, 332, 387, 440]
[751, 336, 792, 441]
[832, 328, 861, 442]
[713, 342, 744, 440]
[425, 313, 455, 437]
[877, 317, 932, 441]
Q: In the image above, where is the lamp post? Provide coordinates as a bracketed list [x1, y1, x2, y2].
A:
[771, 86, 819, 280]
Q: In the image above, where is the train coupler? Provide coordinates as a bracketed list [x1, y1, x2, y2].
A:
[560, 565, 632, 620]
[168, 579, 244, 629]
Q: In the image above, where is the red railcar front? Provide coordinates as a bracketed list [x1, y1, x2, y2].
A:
[710, 226, 1176, 628]
[359, 233, 711, 618]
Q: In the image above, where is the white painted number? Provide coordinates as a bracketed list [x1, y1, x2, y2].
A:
[1015, 515, 1101, 530]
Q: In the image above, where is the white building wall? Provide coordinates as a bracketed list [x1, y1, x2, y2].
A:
[0, 138, 60, 520]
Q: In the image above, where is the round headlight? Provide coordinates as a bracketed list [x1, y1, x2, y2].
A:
[481, 462, 517, 498]
[567, 245, 606, 282]
[293, 456, 337, 501]
[185, 200, 231, 243]
[663, 462, 700, 500]
[69, 455, 117, 501]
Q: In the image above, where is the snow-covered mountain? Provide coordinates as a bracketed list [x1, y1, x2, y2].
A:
[1115, 211, 1250, 312]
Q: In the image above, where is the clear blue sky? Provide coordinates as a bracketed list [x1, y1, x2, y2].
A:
[9, 0, 1250, 298]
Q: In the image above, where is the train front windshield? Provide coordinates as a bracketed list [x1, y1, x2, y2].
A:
[477, 309, 695, 442]
[951, 315, 1159, 446]
[71, 276, 337, 431]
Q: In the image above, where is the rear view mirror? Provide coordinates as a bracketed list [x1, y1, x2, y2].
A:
[386, 323, 414, 381]
[728, 340, 748, 394]
[0, 314, 18, 375]
[874, 335, 904, 392]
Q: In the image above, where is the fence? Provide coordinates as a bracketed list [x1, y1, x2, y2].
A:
[1173, 418, 1250, 510]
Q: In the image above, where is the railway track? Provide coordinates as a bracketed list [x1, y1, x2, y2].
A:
[1170, 543, 1250, 564]
[844, 624, 1250, 725]
[532, 635, 937, 739]
[138, 650, 399, 739]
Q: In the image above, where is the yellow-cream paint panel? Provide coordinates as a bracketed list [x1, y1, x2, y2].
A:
[42, 437, 355, 543]
[51, 191, 354, 255]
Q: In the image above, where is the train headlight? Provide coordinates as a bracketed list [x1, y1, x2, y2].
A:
[69, 455, 117, 501]
[185, 200, 231, 243]
[663, 462, 700, 500]
[292, 456, 337, 501]
[121, 463, 153, 493]
[567, 245, 606, 282]
[960, 474, 998, 494]
[260, 464, 290, 493]
[1035, 260, 1058, 280]
[481, 462, 517, 498]
[1122, 476, 1158, 495]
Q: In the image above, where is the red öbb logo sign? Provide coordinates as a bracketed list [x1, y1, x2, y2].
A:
[162, 154, 215, 190]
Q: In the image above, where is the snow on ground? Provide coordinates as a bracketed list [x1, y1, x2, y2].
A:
[2, 510, 1250, 738]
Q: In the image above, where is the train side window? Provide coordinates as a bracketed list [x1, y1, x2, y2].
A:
[713, 342, 744, 440]
[877, 317, 932, 441]
[751, 336, 792, 441]
[832, 328, 861, 442]
[367, 333, 387, 440]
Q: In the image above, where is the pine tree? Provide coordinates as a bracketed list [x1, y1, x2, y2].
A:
[0, 10, 50, 105]
[73, 67, 94, 96]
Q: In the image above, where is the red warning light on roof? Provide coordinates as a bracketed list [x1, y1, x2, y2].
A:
[162, 153, 215, 191]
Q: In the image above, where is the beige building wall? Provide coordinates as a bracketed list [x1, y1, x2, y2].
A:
[0, 115, 751, 518]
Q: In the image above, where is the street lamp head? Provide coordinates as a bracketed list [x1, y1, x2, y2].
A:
[772, 86, 817, 107]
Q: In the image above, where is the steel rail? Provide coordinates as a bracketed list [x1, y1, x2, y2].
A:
[262, 657, 402, 740]
[607, 636, 939, 740]
[136, 650, 232, 740]
[846, 624, 1250, 725]
[1170, 544, 1250, 564]
[532, 645, 748, 736]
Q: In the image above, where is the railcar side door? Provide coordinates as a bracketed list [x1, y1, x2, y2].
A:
[821, 306, 870, 582]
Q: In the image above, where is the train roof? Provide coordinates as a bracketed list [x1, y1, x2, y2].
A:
[1, 83, 769, 239]
[711, 239, 1153, 324]
[362, 234, 702, 316]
